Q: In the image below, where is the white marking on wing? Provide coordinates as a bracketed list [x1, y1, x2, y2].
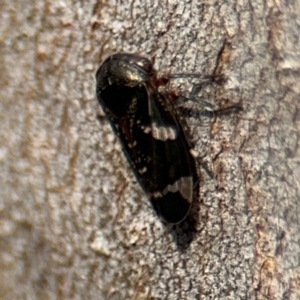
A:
[138, 167, 147, 174]
[151, 122, 177, 141]
[152, 176, 193, 203]
[143, 127, 151, 134]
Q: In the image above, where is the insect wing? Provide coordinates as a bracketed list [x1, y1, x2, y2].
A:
[100, 81, 196, 223]
[145, 85, 196, 223]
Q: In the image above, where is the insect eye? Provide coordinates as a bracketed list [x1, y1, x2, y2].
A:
[134, 58, 153, 74]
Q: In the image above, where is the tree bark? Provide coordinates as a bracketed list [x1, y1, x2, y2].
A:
[0, 1, 299, 299]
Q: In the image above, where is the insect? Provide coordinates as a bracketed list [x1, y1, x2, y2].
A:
[95, 53, 198, 224]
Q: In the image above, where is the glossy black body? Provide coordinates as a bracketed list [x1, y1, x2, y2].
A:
[96, 53, 198, 224]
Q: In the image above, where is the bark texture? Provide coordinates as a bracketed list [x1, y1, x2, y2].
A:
[0, 1, 299, 299]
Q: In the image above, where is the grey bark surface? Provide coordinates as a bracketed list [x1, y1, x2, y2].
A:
[0, 1, 299, 299]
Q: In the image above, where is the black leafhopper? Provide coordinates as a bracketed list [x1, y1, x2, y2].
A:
[95, 53, 198, 224]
